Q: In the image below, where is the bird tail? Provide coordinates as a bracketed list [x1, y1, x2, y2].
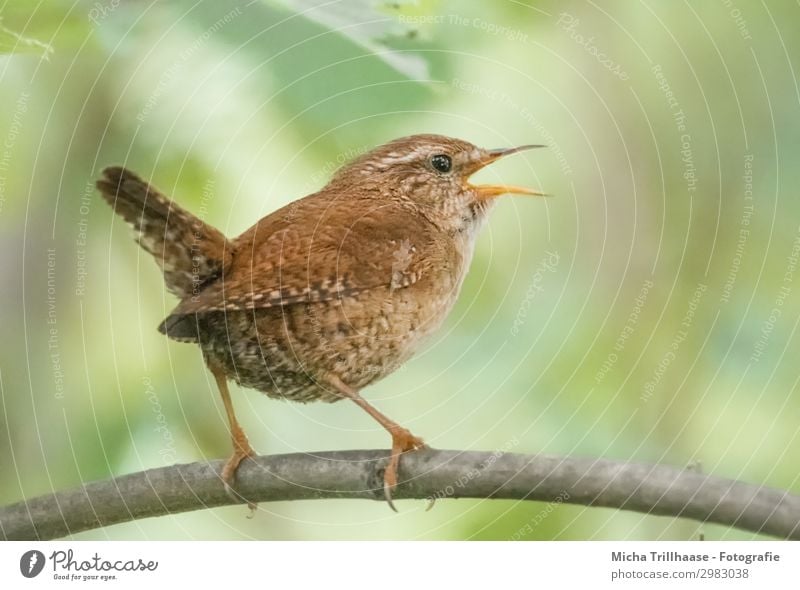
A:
[96, 166, 232, 301]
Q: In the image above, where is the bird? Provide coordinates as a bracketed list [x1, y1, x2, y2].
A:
[96, 134, 545, 509]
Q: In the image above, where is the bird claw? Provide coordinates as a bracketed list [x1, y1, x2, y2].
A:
[380, 428, 427, 512]
[383, 479, 398, 512]
[221, 444, 257, 511]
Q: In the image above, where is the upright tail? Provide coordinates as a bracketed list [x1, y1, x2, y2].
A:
[96, 166, 232, 300]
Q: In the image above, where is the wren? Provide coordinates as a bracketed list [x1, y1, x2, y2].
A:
[96, 134, 545, 508]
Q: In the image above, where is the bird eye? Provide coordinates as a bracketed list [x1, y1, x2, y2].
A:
[430, 154, 452, 174]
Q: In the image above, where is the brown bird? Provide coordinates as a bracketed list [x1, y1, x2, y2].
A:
[96, 134, 544, 508]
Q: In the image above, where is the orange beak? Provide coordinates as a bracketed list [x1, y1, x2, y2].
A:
[467, 145, 547, 199]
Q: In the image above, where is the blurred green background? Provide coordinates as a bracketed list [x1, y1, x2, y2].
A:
[1, 0, 798, 540]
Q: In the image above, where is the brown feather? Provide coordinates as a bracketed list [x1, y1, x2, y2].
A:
[164, 193, 436, 320]
[96, 166, 232, 300]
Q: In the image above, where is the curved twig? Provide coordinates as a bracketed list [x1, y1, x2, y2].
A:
[1, 449, 798, 540]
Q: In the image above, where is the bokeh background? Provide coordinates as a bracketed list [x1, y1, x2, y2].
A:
[1, 0, 798, 540]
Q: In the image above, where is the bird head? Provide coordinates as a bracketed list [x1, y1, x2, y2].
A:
[330, 134, 545, 232]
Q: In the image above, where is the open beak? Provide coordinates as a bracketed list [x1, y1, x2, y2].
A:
[467, 144, 547, 200]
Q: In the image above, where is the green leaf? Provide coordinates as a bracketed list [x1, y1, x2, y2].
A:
[272, 0, 430, 80]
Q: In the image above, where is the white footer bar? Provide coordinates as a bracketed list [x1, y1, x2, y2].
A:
[1, 541, 795, 588]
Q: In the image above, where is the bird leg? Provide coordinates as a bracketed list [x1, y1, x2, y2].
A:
[208, 361, 256, 503]
[326, 375, 426, 511]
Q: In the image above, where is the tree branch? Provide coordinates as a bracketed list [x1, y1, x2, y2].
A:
[1, 449, 798, 540]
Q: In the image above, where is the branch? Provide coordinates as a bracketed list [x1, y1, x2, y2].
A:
[1, 449, 798, 540]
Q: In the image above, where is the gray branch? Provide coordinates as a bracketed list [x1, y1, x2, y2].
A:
[1, 449, 799, 540]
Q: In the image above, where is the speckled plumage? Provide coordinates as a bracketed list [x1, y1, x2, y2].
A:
[185, 200, 469, 403]
[102, 136, 490, 404]
[97, 134, 543, 501]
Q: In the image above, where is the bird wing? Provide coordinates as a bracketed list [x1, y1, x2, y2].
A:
[159, 193, 439, 336]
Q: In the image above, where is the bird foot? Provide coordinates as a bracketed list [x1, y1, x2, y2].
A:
[221, 432, 257, 511]
[383, 427, 426, 512]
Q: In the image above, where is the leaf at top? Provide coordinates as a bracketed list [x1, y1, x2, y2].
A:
[270, 0, 430, 80]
